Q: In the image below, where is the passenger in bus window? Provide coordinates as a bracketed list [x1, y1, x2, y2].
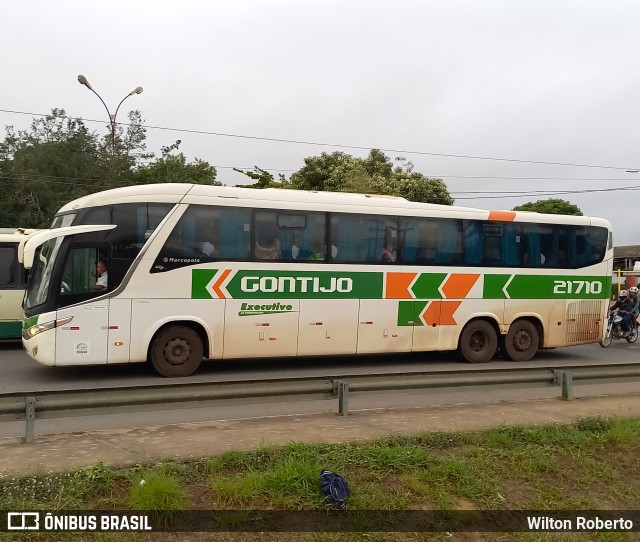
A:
[255, 229, 282, 260]
[309, 241, 325, 261]
[94, 258, 109, 291]
[198, 241, 215, 257]
[381, 244, 397, 263]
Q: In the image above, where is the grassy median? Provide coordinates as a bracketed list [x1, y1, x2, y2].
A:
[0, 416, 638, 541]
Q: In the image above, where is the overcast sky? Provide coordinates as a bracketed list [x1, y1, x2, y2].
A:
[2, 0, 640, 245]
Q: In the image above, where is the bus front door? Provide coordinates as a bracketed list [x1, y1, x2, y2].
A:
[54, 244, 110, 365]
[55, 301, 109, 365]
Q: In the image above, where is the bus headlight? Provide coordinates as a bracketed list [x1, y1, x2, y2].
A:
[23, 316, 73, 339]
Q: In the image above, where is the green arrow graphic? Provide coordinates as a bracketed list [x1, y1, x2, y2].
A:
[410, 273, 447, 299]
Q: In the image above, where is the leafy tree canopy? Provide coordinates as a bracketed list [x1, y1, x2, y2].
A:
[512, 198, 583, 216]
[0, 109, 219, 228]
[131, 140, 218, 185]
[235, 149, 454, 205]
[232, 166, 290, 189]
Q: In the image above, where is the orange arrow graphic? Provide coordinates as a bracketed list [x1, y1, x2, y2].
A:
[421, 300, 461, 326]
[441, 274, 480, 299]
[385, 272, 416, 299]
[211, 269, 231, 298]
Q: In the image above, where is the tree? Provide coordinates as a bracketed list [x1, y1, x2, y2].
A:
[0, 109, 106, 227]
[232, 166, 290, 188]
[374, 157, 454, 205]
[0, 109, 220, 228]
[131, 140, 220, 185]
[512, 198, 583, 216]
[289, 151, 361, 192]
[258, 149, 455, 205]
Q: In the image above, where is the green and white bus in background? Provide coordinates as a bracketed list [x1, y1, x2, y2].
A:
[20, 184, 612, 377]
[0, 228, 40, 340]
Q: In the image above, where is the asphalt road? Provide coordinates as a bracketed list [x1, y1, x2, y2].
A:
[1, 341, 638, 438]
[1, 340, 638, 393]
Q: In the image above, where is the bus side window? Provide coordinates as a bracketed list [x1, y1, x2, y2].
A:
[501, 224, 520, 266]
[59, 246, 104, 296]
[0, 246, 17, 287]
[218, 209, 251, 259]
[254, 211, 282, 260]
[571, 225, 607, 268]
[522, 225, 543, 267]
[537, 225, 567, 268]
[330, 214, 397, 263]
[399, 218, 418, 263]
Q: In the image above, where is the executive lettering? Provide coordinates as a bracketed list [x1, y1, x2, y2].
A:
[240, 303, 293, 311]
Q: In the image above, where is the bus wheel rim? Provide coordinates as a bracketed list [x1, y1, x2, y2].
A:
[512, 330, 531, 352]
[470, 331, 487, 353]
[164, 338, 191, 366]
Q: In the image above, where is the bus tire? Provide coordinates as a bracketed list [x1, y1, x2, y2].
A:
[150, 325, 203, 377]
[503, 320, 539, 361]
[458, 320, 497, 363]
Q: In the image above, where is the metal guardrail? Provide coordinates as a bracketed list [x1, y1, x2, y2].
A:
[1, 364, 639, 442]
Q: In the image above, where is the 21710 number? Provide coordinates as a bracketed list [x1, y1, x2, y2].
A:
[553, 280, 602, 295]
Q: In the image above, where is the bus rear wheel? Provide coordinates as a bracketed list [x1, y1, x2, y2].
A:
[458, 320, 497, 363]
[503, 320, 539, 361]
[150, 325, 203, 377]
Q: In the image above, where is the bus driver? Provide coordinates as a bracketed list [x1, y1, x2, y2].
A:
[94, 258, 109, 291]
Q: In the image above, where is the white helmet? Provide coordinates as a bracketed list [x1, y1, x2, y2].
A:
[619, 290, 628, 298]
[630, 287, 638, 296]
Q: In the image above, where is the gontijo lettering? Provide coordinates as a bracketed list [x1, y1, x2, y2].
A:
[240, 276, 353, 293]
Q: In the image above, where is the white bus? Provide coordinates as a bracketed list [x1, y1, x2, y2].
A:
[0, 228, 40, 341]
[20, 184, 612, 377]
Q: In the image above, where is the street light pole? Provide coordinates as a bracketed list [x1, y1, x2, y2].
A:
[77, 74, 143, 147]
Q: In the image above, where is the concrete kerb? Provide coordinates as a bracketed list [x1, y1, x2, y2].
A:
[1, 393, 639, 479]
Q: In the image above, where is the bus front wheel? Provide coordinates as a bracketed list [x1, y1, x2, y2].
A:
[503, 320, 539, 361]
[150, 325, 203, 377]
[458, 320, 497, 363]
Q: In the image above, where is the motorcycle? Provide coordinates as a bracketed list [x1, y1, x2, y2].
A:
[600, 309, 638, 347]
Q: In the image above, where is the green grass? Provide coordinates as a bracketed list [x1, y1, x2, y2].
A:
[0, 416, 639, 541]
[128, 472, 188, 510]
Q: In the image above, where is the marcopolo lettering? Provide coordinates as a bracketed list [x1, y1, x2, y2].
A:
[167, 257, 201, 263]
[241, 276, 353, 294]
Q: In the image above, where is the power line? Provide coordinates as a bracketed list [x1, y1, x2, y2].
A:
[432, 175, 640, 181]
[3, 166, 640, 187]
[454, 185, 640, 195]
[455, 185, 640, 199]
[0, 108, 637, 172]
[3, 172, 640, 200]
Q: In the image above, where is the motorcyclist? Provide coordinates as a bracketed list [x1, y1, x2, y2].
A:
[619, 286, 640, 332]
[610, 290, 628, 312]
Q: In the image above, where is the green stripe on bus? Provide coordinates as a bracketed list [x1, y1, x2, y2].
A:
[483, 274, 511, 299]
[191, 269, 384, 299]
[191, 269, 218, 299]
[226, 270, 383, 299]
[192, 270, 611, 300]
[410, 273, 447, 299]
[483, 274, 610, 299]
[397, 300, 428, 326]
[22, 315, 39, 330]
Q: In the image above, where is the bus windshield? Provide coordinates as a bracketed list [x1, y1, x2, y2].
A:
[24, 237, 65, 309]
[51, 213, 76, 229]
[24, 214, 79, 310]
